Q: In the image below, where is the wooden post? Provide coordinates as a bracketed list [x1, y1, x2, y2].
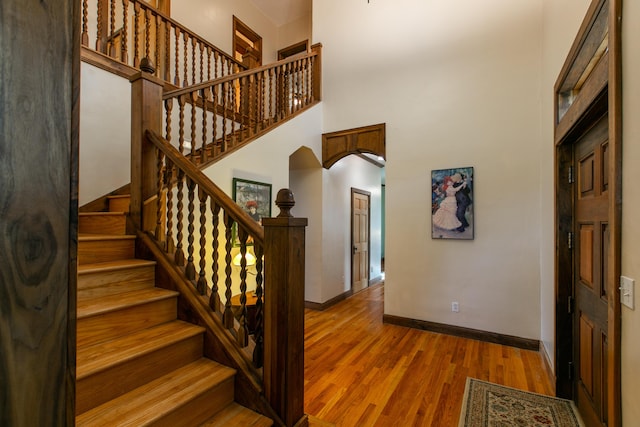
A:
[263, 189, 308, 427]
[0, 0, 79, 424]
[311, 43, 322, 102]
[130, 70, 164, 232]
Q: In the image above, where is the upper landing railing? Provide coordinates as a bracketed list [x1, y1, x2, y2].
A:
[81, 0, 244, 86]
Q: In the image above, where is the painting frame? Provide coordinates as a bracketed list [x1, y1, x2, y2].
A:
[232, 178, 272, 245]
[431, 166, 474, 240]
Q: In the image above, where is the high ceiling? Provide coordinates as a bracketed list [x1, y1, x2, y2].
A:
[248, 0, 311, 27]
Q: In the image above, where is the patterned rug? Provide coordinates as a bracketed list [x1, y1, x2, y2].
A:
[458, 378, 584, 427]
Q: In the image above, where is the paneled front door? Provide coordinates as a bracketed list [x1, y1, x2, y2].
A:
[573, 114, 609, 427]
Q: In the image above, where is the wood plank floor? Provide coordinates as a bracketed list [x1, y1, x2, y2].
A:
[304, 283, 554, 426]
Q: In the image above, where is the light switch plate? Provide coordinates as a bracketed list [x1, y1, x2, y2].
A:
[620, 276, 635, 310]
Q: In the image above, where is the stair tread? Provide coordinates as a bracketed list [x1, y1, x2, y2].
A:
[79, 233, 136, 241]
[76, 358, 235, 426]
[199, 402, 273, 426]
[79, 211, 126, 216]
[77, 287, 178, 317]
[77, 320, 204, 379]
[78, 259, 156, 275]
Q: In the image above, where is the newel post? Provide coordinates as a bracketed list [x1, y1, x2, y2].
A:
[263, 189, 308, 427]
[130, 68, 163, 232]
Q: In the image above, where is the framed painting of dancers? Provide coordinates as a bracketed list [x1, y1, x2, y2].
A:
[431, 167, 474, 240]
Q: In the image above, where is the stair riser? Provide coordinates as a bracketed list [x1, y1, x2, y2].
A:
[108, 196, 130, 213]
[150, 378, 235, 427]
[78, 265, 155, 299]
[76, 334, 204, 415]
[78, 239, 134, 264]
[77, 298, 177, 348]
[79, 214, 126, 235]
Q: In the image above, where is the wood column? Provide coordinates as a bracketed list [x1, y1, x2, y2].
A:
[0, 0, 79, 425]
[130, 71, 164, 232]
[263, 189, 308, 427]
[311, 43, 322, 102]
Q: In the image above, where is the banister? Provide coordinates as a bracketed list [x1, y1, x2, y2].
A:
[129, 0, 240, 69]
[145, 128, 264, 246]
[163, 49, 320, 100]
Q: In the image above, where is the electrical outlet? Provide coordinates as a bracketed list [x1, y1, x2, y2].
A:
[452, 301, 459, 313]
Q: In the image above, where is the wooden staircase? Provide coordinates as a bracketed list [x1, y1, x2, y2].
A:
[76, 195, 272, 426]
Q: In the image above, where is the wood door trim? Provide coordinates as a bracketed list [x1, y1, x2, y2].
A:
[351, 188, 371, 291]
[553, 0, 622, 425]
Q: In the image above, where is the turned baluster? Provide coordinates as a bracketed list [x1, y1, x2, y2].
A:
[121, 0, 129, 63]
[133, 2, 140, 68]
[260, 69, 266, 130]
[253, 242, 264, 368]
[189, 91, 197, 161]
[198, 41, 204, 85]
[201, 88, 208, 164]
[155, 14, 161, 77]
[212, 84, 218, 155]
[164, 158, 175, 254]
[191, 37, 196, 86]
[184, 177, 196, 281]
[214, 51, 220, 79]
[108, 0, 116, 56]
[295, 59, 302, 112]
[269, 67, 274, 124]
[154, 148, 164, 242]
[164, 97, 173, 142]
[82, 0, 89, 46]
[206, 47, 212, 82]
[182, 31, 188, 86]
[174, 169, 185, 266]
[178, 95, 186, 154]
[248, 74, 255, 136]
[221, 81, 228, 152]
[144, 9, 151, 66]
[209, 201, 221, 312]
[230, 78, 237, 146]
[164, 22, 171, 82]
[237, 228, 250, 347]
[196, 188, 208, 295]
[254, 72, 260, 131]
[96, 0, 104, 51]
[306, 56, 312, 104]
[222, 213, 234, 328]
[174, 27, 180, 86]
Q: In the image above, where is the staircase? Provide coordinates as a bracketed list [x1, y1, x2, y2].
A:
[76, 195, 272, 426]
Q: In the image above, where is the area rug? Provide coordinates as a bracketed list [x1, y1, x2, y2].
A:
[458, 378, 584, 427]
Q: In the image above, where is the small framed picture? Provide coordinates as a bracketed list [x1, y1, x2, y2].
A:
[232, 178, 272, 244]
[431, 167, 474, 240]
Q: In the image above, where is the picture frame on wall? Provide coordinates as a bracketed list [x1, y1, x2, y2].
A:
[232, 178, 272, 245]
[431, 166, 474, 240]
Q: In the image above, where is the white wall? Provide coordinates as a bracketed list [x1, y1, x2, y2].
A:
[621, 0, 640, 422]
[79, 63, 131, 205]
[314, 0, 545, 340]
[172, 0, 303, 65]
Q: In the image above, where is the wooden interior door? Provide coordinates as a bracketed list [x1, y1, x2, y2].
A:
[573, 114, 609, 427]
[351, 189, 370, 293]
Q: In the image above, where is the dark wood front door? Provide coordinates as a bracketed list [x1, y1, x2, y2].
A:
[573, 114, 609, 427]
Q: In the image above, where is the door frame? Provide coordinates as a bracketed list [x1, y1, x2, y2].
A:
[351, 188, 371, 292]
[553, 0, 622, 425]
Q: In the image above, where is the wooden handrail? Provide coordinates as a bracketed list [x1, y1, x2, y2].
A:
[81, 0, 245, 86]
[161, 44, 322, 170]
[145, 129, 264, 245]
[164, 49, 320, 100]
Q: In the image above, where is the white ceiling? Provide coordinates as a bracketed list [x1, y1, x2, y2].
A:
[248, 0, 311, 27]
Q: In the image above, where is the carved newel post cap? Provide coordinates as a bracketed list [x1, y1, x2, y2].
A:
[275, 188, 295, 218]
[140, 57, 156, 74]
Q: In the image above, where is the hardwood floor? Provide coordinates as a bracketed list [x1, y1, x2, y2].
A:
[304, 283, 554, 426]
